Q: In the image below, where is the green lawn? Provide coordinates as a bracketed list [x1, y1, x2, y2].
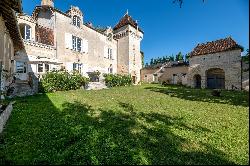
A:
[0, 84, 249, 165]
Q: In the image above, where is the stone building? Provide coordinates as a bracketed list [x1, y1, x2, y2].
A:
[141, 61, 188, 85]
[140, 66, 161, 83]
[158, 61, 188, 85]
[187, 37, 243, 90]
[15, 0, 143, 84]
[0, 0, 24, 95]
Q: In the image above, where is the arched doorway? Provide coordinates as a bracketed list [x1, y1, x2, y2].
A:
[194, 74, 201, 88]
[206, 68, 225, 89]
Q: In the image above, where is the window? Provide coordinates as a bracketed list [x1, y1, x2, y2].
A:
[73, 63, 82, 73]
[107, 33, 112, 41]
[38, 64, 43, 73]
[45, 64, 50, 72]
[108, 48, 113, 59]
[20, 24, 31, 40]
[16, 61, 26, 73]
[77, 38, 82, 52]
[72, 36, 82, 52]
[73, 15, 81, 27]
[108, 64, 113, 74]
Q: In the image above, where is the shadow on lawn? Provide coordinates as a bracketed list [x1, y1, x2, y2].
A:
[145, 85, 249, 107]
[0, 94, 236, 165]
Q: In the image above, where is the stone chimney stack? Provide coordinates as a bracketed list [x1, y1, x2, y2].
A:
[41, 0, 54, 7]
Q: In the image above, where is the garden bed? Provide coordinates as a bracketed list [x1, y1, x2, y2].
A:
[0, 101, 14, 133]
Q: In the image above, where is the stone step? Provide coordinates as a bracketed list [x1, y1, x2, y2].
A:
[85, 82, 108, 90]
[7, 83, 35, 98]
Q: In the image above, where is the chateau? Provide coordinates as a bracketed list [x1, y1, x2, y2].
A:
[15, 0, 143, 84]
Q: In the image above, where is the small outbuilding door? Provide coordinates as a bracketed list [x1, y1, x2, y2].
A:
[194, 74, 201, 88]
[206, 68, 225, 89]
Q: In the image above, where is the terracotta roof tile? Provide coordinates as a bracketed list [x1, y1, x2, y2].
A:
[113, 14, 143, 33]
[190, 37, 243, 57]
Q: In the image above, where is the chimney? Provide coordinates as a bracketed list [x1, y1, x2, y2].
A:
[41, 0, 54, 7]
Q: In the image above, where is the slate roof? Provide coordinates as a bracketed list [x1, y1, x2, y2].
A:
[113, 13, 143, 33]
[190, 37, 243, 57]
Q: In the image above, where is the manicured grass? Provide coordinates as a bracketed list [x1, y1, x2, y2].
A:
[0, 84, 249, 165]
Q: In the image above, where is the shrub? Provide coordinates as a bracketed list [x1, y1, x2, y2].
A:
[103, 74, 132, 87]
[211, 89, 221, 97]
[39, 70, 89, 93]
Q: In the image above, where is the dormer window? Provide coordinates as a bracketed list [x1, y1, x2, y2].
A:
[73, 15, 81, 27]
[20, 24, 31, 40]
[107, 33, 112, 41]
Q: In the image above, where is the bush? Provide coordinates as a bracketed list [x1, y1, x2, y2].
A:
[103, 74, 132, 87]
[39, 70, 89, 93]
[211, 89, 221, 97]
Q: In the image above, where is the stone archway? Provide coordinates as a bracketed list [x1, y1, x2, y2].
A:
[206, 68, 225, 89]
[194, 74, 201, 88]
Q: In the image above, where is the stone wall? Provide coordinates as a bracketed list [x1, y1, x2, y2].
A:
[159, 66, 188, 85]
[54, 10, 118, 77]
[0, 16, 15, 92]
[114, 25, 143, 84]
[16, 6, 143, 83]
[140, 68, 160, 83]
[187, 49, 241, 90]
[0, 102, 13, 133]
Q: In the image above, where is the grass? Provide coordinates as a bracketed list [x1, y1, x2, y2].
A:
[0, 84, 249, 165]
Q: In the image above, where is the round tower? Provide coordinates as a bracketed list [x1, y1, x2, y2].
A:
[41, 0, 54, 7]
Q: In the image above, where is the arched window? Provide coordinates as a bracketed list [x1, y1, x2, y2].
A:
[19, 24, 31, 40]
[73, 15, 81, 27]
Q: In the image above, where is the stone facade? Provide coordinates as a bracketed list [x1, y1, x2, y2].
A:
[158, 65, 188, 85]
[141, 61, 188, 85]
[0, 0, 23, 94]
[0, 15, 15, 92]
[140, 68, 160, 83]
[15, 0, 143, 84]
[187, 49, 242, 90]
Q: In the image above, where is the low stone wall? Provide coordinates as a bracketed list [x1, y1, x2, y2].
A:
[0, 101, 14, 133]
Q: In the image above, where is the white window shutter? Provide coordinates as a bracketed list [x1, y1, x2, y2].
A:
[65, 33, 72, 49]
[66, 62, 73, 72]
[81, 39, 84, 53]
[85, 40, 88, 53]
[104, 46, 108, 58]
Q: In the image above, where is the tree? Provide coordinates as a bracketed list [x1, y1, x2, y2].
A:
[242, 49, 249, 63]
[175, 52, 184, 61]
[185, 53, 190, 62]
[173, 0, 205, 8]
[169, 55, 175, 61]
[150, 58, 154, 66]
[141, 51, 144, 67]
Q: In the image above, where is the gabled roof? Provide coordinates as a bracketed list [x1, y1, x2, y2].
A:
[190, 37, 243, 57]
[113, 13, 143, 33]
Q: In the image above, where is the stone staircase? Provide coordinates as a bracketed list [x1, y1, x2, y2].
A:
[85, 82, 108, 90]
[7, 80, 36, 98]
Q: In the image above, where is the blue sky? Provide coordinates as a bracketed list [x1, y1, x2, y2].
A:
[23, 0, 249, 64]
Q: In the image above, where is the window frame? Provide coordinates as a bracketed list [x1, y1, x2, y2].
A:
[73, 15, 81, 27]
[72, 36, 82, 52]
[38, 63, 44, 73]
[16, 61, 27, 74]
